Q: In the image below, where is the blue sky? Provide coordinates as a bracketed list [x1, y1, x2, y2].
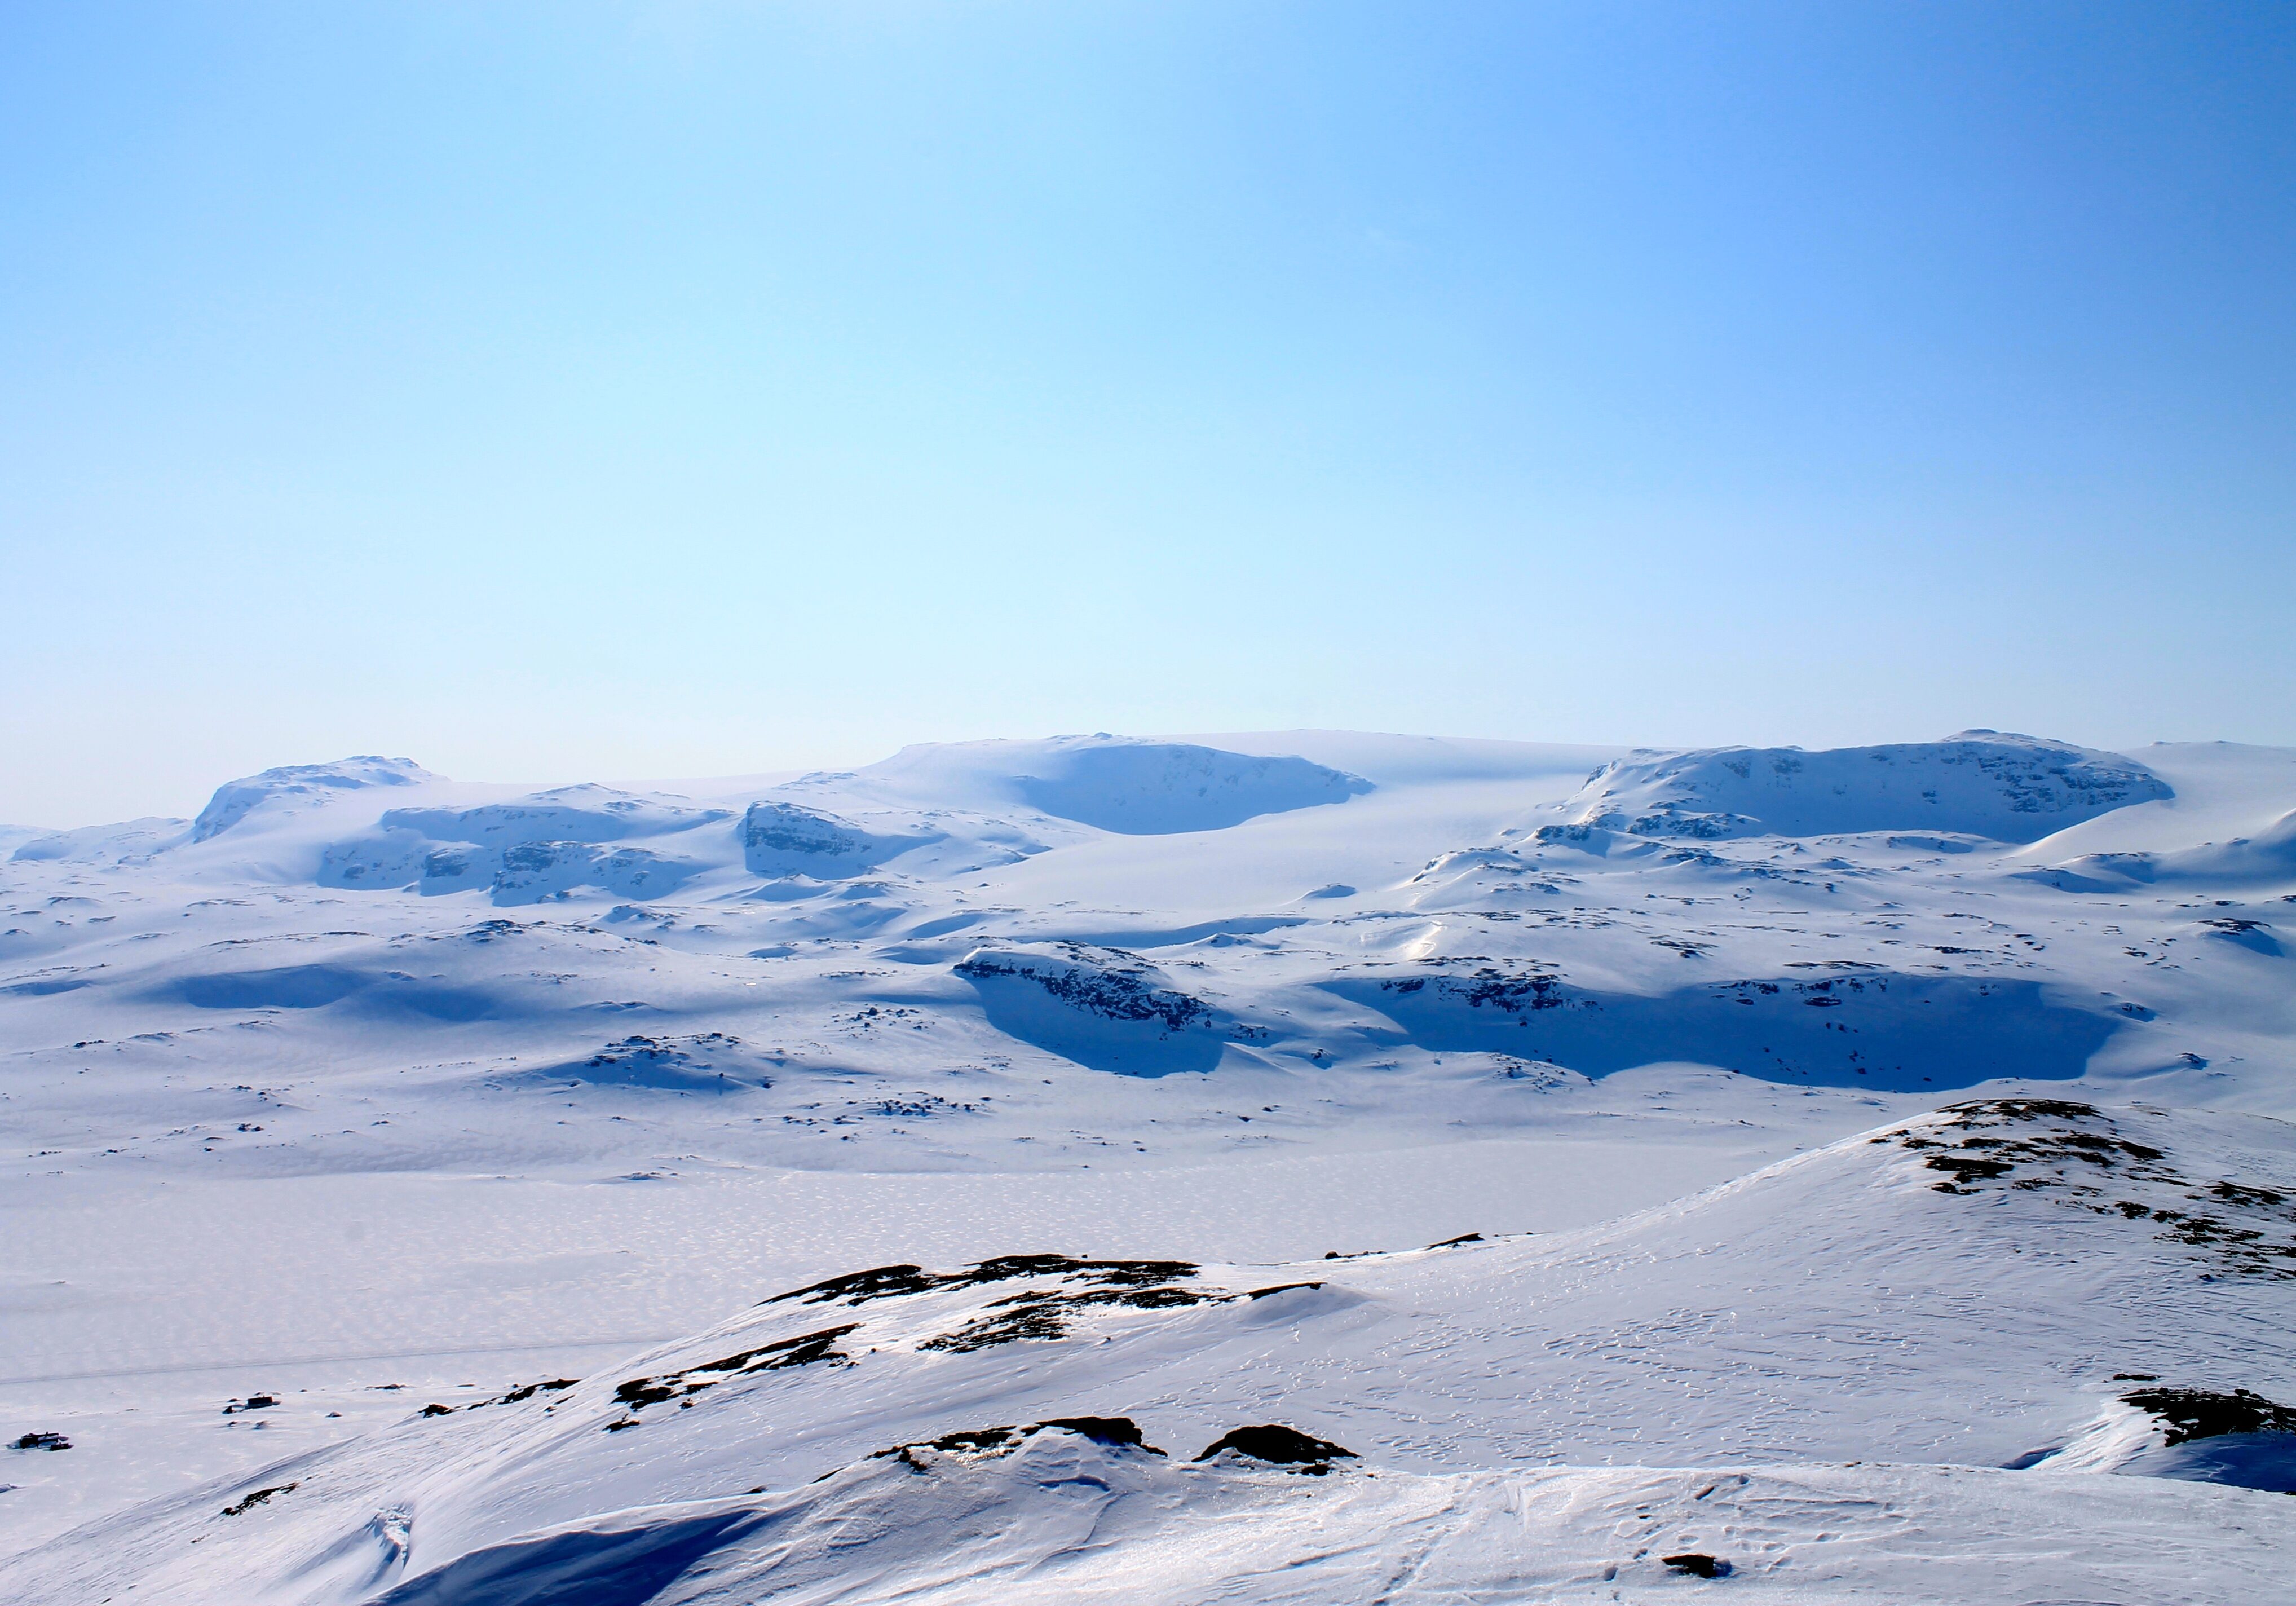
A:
[4, 2, 2291, 824]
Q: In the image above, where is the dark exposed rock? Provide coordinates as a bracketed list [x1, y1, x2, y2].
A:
[924, 1426, 1014, 1453]
[12, 1432, 69, 1451]
[1663, 1553, 1732, 1578]
[956, 945, 1209, 1033]
[767, 1264, 939, 1305]
[1941, 1096, 2101, 1123]
[1035, 1417, 1160, 1451]
[1453, 969, 1571, 1013]
[740, 801, 934, 878]
[1924, 1154, 2013, 1183]
[1194, 1424, 1357, 1466]
[743, 802, 872, 862]
[877, 1415, 1164, 1467]
[767, 1254, 1202, 1308]
[919, 1285, 1213, 1353]
[615, 1325, 858, 1411]
[917, 1302, 1073, 1353]
[2122, 1387, 2296, 1446]
[1375, 965, 1575, 1018]
[1889, 1104, 2296, 1278]
[220, 1482, 296, 1516]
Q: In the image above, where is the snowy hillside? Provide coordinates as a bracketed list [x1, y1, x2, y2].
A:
[1556, 731, 2171, 841]
[3, 729, 2293, 1598]
[11, 1098, 2294, 1603]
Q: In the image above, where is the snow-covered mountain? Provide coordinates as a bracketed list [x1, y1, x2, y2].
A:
[3, 729, 2293, 1598]
[1554, 731, 2171, 842]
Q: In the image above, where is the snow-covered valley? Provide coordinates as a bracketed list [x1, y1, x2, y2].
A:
[5, 730, 2294, 1600]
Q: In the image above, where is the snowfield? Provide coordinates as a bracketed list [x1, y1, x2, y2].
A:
[4, 730, 2293, 1600]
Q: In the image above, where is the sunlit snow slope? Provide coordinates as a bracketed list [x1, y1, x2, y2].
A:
[11, 1098, 2295, 1603]
[4, 730, 2293, 1598]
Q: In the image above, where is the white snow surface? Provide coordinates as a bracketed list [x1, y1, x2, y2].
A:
[1557, 730, 2173, 842]
[5, 729, 2294, 1600]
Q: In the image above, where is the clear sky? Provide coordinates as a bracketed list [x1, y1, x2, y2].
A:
[4, 2, 2291, 826]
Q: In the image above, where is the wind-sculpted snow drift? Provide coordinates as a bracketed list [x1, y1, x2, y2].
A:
[5, 729, 2294, 1590]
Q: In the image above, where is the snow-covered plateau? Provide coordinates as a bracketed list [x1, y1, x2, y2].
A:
[4, 729, 2293, 1601]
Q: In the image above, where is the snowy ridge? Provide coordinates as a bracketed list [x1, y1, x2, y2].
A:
[2024, 806, 2296, 892]
[1556, 731, 2172, 842]
[192, 757, 438, 844]
[8, 815, 190, 866]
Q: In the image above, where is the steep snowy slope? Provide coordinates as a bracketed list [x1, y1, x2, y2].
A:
[0, 824, 54, 857]
[837, 735, 1374, 833]
[191, 758, 439, 844]
[11, 1098, 2293, 1603]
